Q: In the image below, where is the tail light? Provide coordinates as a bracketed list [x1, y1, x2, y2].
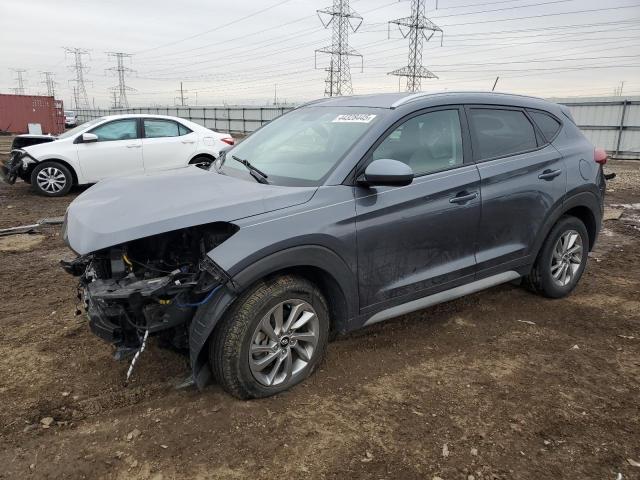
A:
[221, 137, 235, 146]
[594, 147, 607, 165]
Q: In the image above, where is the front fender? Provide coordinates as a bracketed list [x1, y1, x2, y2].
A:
[188, 244, 359, 389]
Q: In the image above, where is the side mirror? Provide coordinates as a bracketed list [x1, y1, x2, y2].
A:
[81, 132, 98, 143]
[360, 159, 414, 187]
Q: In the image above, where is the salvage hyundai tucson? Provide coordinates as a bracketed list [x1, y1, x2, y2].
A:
[62, 92, 607, 399]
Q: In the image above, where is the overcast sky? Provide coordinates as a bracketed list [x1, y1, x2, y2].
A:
[1, 0, 639, 108]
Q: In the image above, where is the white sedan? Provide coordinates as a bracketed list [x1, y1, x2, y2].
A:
[1, 114, 234, 196]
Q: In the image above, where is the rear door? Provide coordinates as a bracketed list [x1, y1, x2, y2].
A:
[141, 118, 197, 173]
[77, 118, 143, 182]
[355, 107, 481, 313]
[466, 105, 566, 275]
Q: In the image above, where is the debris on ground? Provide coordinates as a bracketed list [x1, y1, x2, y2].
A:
[0, 233, 44, 252]
[517, 320, 536, 325]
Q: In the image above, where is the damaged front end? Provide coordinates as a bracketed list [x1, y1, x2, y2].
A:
[62, 222, 237, 379]
[0, 149, 37, 184]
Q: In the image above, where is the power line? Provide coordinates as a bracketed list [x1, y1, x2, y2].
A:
[388, 0, 443, 92]
[136, 0, 293, 55]
[40, 71, 57, 97]
[10, 68, 27, 95]
[315, 0, 364, 96]
[64, 47, 91, 109]
[106, 52, 135, 108]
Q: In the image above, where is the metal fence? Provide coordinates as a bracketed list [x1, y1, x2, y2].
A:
[75, 106, 293, 136]
[76, 96, 640, 159]
[554, 97, 640, 159]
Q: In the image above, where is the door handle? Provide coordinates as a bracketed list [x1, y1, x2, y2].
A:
[449, 192, 478, 204]
[126, 144, 141, 148]
[538, 169, 562, 180]
[181, 140, 195, 144]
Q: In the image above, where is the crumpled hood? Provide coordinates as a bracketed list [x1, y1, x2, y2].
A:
[64, 167, 316, 254]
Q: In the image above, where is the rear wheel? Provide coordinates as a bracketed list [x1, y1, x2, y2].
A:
[525, 216, 589, 298]
[210, 275, 330, 399]
[31, 162, 72, 196]
[189, 155, 214, 169]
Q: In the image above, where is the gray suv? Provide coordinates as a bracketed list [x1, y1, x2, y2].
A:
[62, 92, 606, 398]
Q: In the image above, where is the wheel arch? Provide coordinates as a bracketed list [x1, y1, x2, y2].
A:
[188, 152, 216, 165]
[189, 245, 357, 389]
[533, 190, 602, 258]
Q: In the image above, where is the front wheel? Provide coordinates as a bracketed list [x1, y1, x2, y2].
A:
[525, 216, 589, 298]
[31, 162, 73, 196]
[210, 275, 330, 399]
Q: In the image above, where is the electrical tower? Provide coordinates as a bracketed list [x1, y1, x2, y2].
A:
[106, 52, 135, 109]
[64, 47, 91, 109]
[175, 82, 189, 106]
[388, 0, 443, 92]
[11, 69, 27, 95]
[40, 71, 57, 97]
[315, 0, 363, 97]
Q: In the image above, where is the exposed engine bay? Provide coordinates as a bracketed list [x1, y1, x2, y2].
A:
[61, 222, 237, 374]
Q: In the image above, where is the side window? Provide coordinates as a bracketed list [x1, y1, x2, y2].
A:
[529, 110, 561, 142]
[90, 119, 138, 142]
[143, 119, 181, 138]
[178, 123, 192, 136]
[372, 109, 463, 176]
[468, 108, 537, 161]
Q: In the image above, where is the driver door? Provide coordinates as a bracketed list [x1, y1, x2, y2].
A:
[77, 118, 144, 182]
[355, 107, 481, 313]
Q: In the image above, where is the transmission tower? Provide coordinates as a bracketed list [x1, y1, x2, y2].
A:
[175, 82, 189, 106]
[11, 69, 27, 95]
[106, 52, 135, 109]
[315, 0, 363, 97]
[64, 47, 91, 109]
[40, 71, 57, 97]
[388, 0, 443, 92]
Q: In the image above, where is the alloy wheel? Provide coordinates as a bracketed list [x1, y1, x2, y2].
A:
[550, 229, 583, 287]
[248, 299, 319, 387]
[36, 167, 67, 194]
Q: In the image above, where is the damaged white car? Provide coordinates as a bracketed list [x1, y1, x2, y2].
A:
[1, 114, 234, 196]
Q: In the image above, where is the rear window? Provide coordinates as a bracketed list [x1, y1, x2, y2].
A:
[469, 108, 537, 161]
[529, 110, 561, 142]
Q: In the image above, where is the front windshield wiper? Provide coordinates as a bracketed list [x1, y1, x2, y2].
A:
[230, 155, 269, 184]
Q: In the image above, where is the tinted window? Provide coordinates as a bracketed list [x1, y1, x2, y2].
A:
[90, 119, 138, 142]
[469, 108, 537, 161]
[529, 110, 561, 141]
[178, 123, 192, 136]
[372, 109, 463, 175]
[144, 119, 180, 138]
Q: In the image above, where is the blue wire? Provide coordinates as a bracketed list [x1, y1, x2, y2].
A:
[176, 285, 221, 308]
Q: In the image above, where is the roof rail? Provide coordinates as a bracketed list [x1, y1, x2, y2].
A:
[390, 92, 434, 109]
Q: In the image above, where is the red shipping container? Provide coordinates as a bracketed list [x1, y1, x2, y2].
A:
[0, 94, 65, 135]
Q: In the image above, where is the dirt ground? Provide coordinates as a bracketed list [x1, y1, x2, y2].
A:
[1, 150, 639, 479]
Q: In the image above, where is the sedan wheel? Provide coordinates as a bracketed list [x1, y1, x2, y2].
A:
[31, 162, 73, 196]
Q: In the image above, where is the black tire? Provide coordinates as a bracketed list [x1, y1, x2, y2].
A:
[210, 275, 330, 399]
[30, 161, 73, 197]
[189, 155, 214, 169]
[525, 215, 589, 298]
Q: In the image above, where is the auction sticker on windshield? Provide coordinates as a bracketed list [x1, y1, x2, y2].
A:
[332, 114, 377, 123]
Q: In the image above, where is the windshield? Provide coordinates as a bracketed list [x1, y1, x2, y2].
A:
[218, 106, 384, 186]
[64, 111, 75, 117]
[57, 117, 104, 139]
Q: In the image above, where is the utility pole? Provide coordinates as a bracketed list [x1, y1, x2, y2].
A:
[388, 0, 443, 92]
[11, 69, 27, 95]
[106, 52, 135, 109]
[315, 0, 363, 97]
[40, 71, 57, 97]
[64, 47, 91, 109]
[175, 82, 188, 106]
